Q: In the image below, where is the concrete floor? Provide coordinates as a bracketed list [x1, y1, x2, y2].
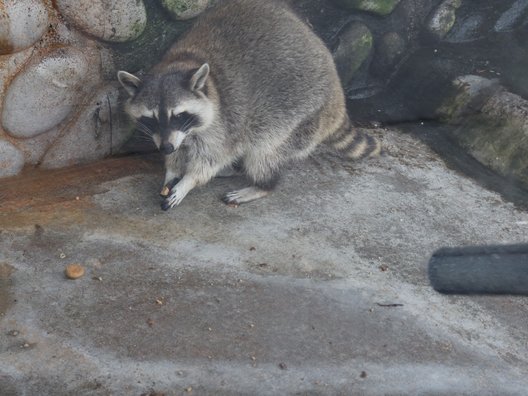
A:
[1, 129, 528, 395]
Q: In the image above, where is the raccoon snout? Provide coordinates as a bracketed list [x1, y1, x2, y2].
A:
[160, 143, 175, 155]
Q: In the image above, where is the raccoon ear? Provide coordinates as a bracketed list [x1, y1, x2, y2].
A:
[190, 63, 210, 92]
[117, 71, 142, 96]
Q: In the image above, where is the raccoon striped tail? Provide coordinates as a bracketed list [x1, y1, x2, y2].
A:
[326, 117, 381, 160]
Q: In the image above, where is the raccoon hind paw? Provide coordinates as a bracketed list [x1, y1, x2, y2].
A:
[223, 187, 270, 206]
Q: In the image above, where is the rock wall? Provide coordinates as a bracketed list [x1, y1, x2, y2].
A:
[1, 0, 527, 189]
[0, 0, 201, 177]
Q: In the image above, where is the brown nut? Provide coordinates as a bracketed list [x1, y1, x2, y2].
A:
[65, 264, 85, 280]
[160, 186, 170, 197]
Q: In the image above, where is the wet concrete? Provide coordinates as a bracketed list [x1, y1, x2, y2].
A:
[1, 129, 528, 395]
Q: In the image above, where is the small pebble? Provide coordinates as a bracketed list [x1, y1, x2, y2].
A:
[360, 371, 368, 378]
[9, 330, 19, 336]
[65, 264, 85, 280]
[279, 362, 287, 370]
[59, 253, 66, 259]
[22, 343, 30, 348]
[185, 387, 192, 393]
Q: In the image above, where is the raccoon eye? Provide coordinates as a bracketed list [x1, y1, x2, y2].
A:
[170, 111, 196, 130]
[136, 116, 158, 133]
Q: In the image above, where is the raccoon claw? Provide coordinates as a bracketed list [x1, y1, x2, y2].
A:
[222, 194, 240, 207]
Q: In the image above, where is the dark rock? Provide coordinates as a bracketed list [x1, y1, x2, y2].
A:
[494, 0, 528, 32]
[377, 31, 406, 69]
[333, 22, 373, 86]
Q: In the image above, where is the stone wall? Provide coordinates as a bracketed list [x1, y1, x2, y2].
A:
[1, 0, 528, 188]
[0, 0, 205, 177]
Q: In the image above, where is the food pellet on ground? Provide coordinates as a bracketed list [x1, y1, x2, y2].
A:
[65, 264, 85, 279]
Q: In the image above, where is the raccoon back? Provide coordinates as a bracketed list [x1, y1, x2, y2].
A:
[160, 0, 342, 131]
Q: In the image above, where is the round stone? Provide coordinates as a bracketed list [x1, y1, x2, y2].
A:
[427, 0, 462, 39]
[1, 47, 89, 138]
[0, 140, 24, 177]
[333, 22, 373, 85]
[494, 0, 528, 32]
[446, 13, 486, 43]
[55, 0, 147, 42]
[0, 0, 49, 55]
[161, 0, 210, 20]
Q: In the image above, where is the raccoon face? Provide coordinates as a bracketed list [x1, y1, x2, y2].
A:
[117, 64, 214, 154]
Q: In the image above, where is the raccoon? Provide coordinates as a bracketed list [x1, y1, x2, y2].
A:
[118, 0, 381, 210]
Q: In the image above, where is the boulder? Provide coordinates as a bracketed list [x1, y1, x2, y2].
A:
[427, 0, 462, 39]
[0, 0, 49, 55]
[494, 0, 528, 32]
[55, 0, 147, 42]
[0, 140, 24, 177]
[1, 47, 90, 138]
[333, 22, 373, 86]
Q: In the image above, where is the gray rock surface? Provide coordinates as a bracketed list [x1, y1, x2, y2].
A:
[0, 140, 24, 177]
[1, 129, 527, 394]
[1, 47, 90, 138]
[55, 0, 147, 42]
[0, 0, 49, 55]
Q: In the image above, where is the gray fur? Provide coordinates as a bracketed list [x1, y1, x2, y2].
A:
[118, 0, 380, 209]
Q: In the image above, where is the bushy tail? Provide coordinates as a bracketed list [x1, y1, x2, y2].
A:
[325, 116, 381, 160]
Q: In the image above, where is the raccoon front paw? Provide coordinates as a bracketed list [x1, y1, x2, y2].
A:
[159, 177, 180, 198]
[161, 189, 187, 211]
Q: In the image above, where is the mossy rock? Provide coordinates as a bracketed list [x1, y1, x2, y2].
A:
[110, 1, 192, 73]
[427, 0, 462, 39]
[332, 0, 401, 16]
[440, 76, 528, 190]
[333, 22, 373, 85]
